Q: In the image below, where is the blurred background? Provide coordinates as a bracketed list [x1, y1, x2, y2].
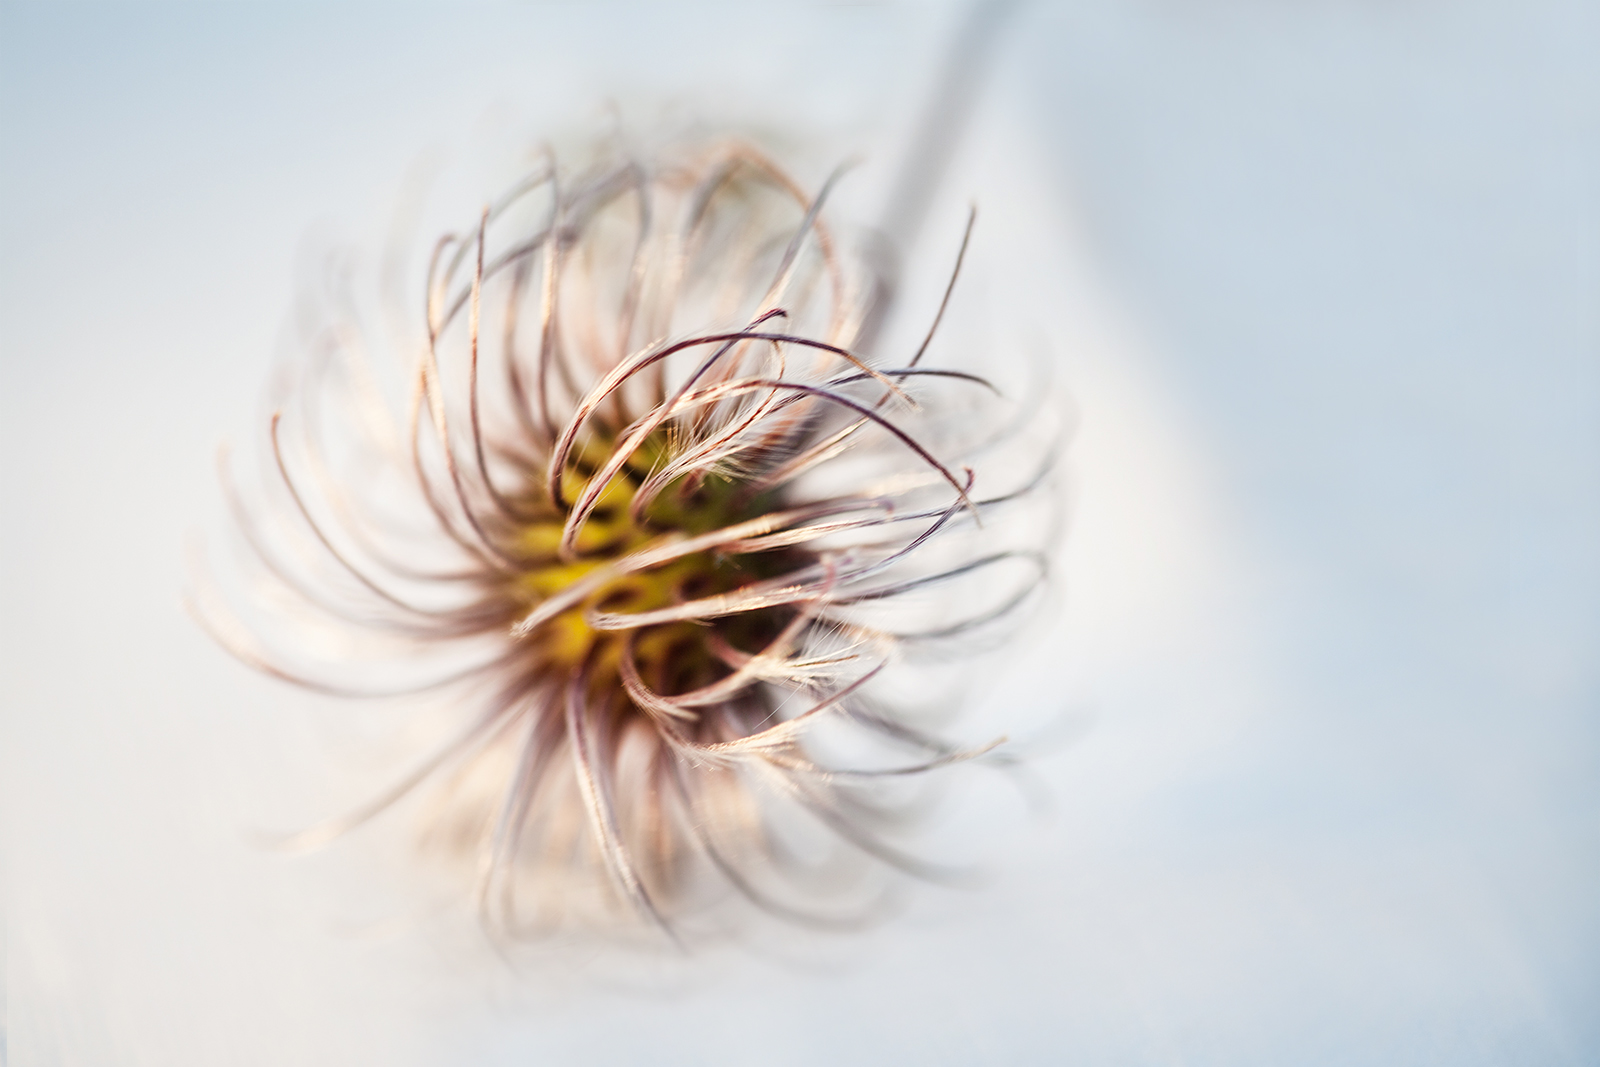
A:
[3, 1, 1596, 1063]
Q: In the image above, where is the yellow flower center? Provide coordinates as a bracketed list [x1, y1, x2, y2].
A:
[504, 432, 801, 702]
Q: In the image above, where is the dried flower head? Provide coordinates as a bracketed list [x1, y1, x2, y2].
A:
[198, 138, 1058, 939]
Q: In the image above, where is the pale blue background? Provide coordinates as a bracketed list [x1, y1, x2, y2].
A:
[3, 2, 1596, 1063]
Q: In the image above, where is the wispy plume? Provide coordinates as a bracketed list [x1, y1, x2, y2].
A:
[194, 134, 1059, 940]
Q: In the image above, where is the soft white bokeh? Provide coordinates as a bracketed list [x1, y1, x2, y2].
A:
[3, 2, 1595, 1064]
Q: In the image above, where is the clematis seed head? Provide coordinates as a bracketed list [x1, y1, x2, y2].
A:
[196, 138, 1060, 940]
